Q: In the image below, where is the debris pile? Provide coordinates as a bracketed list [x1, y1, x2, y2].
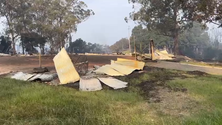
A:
[155, 50, 174, 60]
[10, 48, 145, 92]
[11, 72, 57, 82]
[0, 53, 10, 57]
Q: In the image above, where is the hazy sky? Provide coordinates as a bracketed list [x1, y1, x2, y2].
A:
[0, 0, 136, 46]
[73, 0, 136, 45]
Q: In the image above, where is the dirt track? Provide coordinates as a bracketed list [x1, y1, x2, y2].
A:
[148, 61, 222, 75]
[0, 55, 134, 74]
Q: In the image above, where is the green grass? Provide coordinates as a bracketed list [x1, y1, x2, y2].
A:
[1, 69, 222, 125]
[167, 76, 222, 125]
[0, 78, 153, 125]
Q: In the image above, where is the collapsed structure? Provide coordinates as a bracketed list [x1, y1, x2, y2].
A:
[10, 48, 145, 92]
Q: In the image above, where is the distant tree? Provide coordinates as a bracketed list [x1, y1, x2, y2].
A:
[179, 22, 210, 59]
[68, 38, 106, 54]
[68, 38, 86, 53]
[0, 36, 11, 54]
[20, 33, 47, 54]
[110, 38, 129, 53]
[131, 25, 172, 53]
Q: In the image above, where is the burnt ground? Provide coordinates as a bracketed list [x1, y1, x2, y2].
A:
[116, 67, 209, 117]
[0, 55, 134, 74]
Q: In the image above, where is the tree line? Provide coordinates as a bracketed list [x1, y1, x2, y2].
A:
[67, 38, 110, 54]
[111, 22, 222, 61]
[0, 0, 94, 54]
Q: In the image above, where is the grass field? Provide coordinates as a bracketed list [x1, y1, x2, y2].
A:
[1, 68, 222, 125]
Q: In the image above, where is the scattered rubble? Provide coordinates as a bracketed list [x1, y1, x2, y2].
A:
[11, 72, 57, 82]
[8, 48, 145, 92]
[33, 67, 49, 73]
[94, 58, 145, 76]
[155, 50, 174, 60]
[0, 53, 10, 57]
[11, 72, 35, 81]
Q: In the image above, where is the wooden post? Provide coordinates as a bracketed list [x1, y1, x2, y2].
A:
[134, 36, 136, 60]
[39, 52, 42, 68]
[150, 39, 154, 60]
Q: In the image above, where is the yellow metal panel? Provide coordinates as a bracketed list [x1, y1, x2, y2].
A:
[115, 58, 145, 70]
[94, 65, 124, 76]
[53, 48, 80, 84]
[110, 60, 136, 75]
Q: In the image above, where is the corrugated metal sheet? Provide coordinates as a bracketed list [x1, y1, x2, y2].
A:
[79, 78, 102, 91]
[53, 48, 80, 84]
[98, 77, 128, 89]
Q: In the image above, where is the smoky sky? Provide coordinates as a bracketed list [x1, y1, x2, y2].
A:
[0, 0, 136, 46]
[73, 0, 136, 45]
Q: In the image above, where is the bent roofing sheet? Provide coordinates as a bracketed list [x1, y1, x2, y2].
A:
[115, 58, 145, 70]
[53, 48, 80, 84]
[79, 78, 102, 91]
[110, 60, 136, 75]
[98, 77, 128, 89]
[94, 65, 125, 76]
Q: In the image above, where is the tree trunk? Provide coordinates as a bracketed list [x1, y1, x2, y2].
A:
[140, 43, 142, 53]
[12, 40, 16, 55]
[21, 40, 24, 54]
[174, 32, 179, 55]
[42, 46, 45, 55]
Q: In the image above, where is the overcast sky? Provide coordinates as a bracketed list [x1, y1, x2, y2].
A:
[73, 0, 136, 45]
[0, 0, 136, 46]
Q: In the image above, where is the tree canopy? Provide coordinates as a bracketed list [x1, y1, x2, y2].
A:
[131, 25, 171, 53]
[110, 38, 129, 53]
[129, 22, 210, 59]
[0, 0, 94, 54]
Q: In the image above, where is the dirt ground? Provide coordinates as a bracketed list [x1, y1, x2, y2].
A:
[0, 55, 134, 74]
